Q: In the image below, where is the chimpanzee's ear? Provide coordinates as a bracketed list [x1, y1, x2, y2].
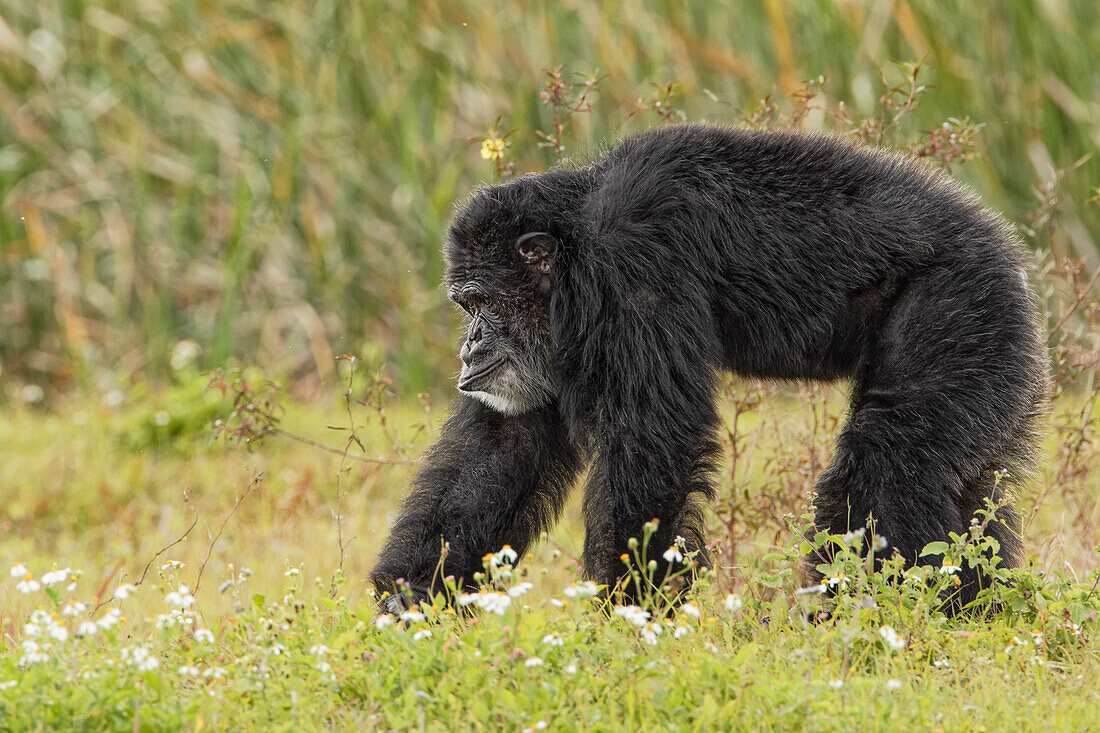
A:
[515, 232, 558, 274]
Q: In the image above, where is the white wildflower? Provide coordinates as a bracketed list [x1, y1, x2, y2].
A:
[458, 591, 512, 615]
[41, 567, 71, 587]
[0, 680, 17, 690]
[76, 622, 98, 637]
[842, 528, 865, 546]
[23, 623, 41, 637]
[873, 535, 889, 552]
[886, 679, 902, 691]
[61, 601, 88, 617]
[550, 598, 566, 608]
[113, 584, 138, 600]
[48, 624, 69, 642]
[315, 661, 333, 673]
[268, 643, 287, 656]
[724, 594, 743, 611]
[96, 608, 121, 629]
[673, 621, 692, 639]
[164, 585, 196, 608]
[507, 582, 534, 598]
[218, 580, 234, 593]
[562, 581, 599, 598]
[827, 573, 849, 590]
[284, 567, 301, 577]
[540, 634, 564, 647]
[613, 605, 650, 627]
[18, 640, 49, 666]
[640, 621, 663, 646]
[524, 656, 543, 668]
[194, 628, 215, 644]
[160, 560, 185, 570]
[879, 625, 906, 650]
[9, 564, 28, 578]
[374, 614, 395, 629]
[662, 546, 683, 564]
[828, 679, 844, 689]
[794, 583, 827, 596]
[202, 667, 229, 679]
[939, 565, 961, 576]
[680, 602, 700, 618]
[178, 665, 200, 676]
[155, 609, 195, 629]
[412, 629, 433, 641]
[490, 546, 518, 567]
[125, 646, 158, 673]
[310, 644, 330, 656]
[932, 658, 950, 668]
[16, 577, 41, 594]
[564, 663, 578, 675]
[399, 610, 426, 623]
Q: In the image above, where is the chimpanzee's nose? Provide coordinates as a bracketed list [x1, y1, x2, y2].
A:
[468, 320, 484, 345]
[460, 320, 484, 366]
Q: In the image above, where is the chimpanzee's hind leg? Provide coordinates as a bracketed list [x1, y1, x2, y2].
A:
[810, 260, 1044, 609]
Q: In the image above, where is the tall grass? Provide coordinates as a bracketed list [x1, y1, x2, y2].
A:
[1, 0, 1098, 395]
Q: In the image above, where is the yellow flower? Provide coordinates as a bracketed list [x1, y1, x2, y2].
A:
[480, 138, 506, 160]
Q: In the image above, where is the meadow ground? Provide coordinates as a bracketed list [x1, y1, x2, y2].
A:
[1, 374, 1099, 731]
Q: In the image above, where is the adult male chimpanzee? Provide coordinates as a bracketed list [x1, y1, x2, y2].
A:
[370, 123, 1046, 612]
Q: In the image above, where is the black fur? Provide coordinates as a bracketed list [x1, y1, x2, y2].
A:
[370, 123, 1047, 610]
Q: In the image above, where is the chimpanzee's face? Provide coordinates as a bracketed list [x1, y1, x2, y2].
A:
[443, 181, 560, 415]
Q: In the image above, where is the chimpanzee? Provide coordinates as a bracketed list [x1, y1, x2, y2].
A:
[370, 123, 1047, 612]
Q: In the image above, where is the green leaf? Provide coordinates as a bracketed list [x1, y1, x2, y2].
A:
[920, 541, 950, 557]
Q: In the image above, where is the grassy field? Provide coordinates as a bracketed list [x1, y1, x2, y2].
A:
[0, 370, 1099, 730]
[1, 0, 1099, 396]
[3, 0, 1100, 730]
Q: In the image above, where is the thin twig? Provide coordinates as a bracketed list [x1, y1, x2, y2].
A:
[193, 473, 263, 594]
[273, 428, 417, 465]
[545, 535, 581, 566]
[329, 356, 368, 596]
[136, 517, 198, 587]
[1051, 266, 1100, 336]
[91, 515, 199, 615]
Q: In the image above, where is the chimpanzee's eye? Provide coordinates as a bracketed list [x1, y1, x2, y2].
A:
[450, 283, 490, 316]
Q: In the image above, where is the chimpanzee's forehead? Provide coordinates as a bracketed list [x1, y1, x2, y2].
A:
[449, 184, 532, 243]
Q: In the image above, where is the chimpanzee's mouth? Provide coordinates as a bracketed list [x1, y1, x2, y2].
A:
[457, 357, 506, 392]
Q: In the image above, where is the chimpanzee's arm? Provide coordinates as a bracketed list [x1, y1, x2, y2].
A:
[370, 396, 580, 607]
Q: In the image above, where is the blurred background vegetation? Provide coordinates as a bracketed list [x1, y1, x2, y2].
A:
[1, 0, 1098, 401]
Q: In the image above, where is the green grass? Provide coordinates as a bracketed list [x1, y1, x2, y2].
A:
[1, 382, 1099, 730]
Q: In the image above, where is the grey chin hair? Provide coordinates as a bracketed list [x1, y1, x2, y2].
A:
[465, 390, 530, 416]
